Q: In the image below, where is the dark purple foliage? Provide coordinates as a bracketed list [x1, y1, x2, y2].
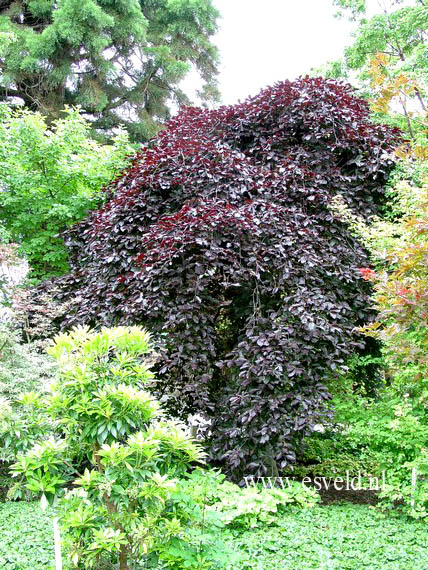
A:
[53, 77, 400, 479]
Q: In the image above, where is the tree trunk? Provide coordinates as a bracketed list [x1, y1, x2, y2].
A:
[95, 448, 130, 570]
[401, 100, 416, 140]
[119, 544, 129, 570]
[266, 444, 280, 479]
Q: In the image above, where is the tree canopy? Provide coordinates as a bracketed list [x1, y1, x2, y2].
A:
[316, 1, 427, 144]
[341, 0, 427, 109]
[0, 0, 220, 140]
[46, 77, 401, 478]
[0, 106, 132, 279]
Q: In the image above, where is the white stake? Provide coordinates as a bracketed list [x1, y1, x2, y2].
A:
[53, 515, 63, 570]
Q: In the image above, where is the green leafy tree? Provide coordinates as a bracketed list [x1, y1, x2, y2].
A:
[328, 3, 428, 372]
[11, 326, 208, 569]
[334, 0, 427, 84]
[323, 1, 427, 136]
[0, 105, 133, 279]
[0, 0, 220, 141]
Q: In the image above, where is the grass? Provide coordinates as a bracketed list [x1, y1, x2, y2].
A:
[0, 501, 427, 569]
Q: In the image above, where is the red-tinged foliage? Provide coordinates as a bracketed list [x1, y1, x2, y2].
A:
[359, 267, 377, 281]
[49, 77, 401, 479]
[360, 184, 428, 375]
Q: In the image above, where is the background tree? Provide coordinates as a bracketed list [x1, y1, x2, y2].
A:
[331, 169, 428, 385]
[319, 1, 427, 134]
[359, 180, 428, 382]
[333, 0, 427, 88]
[47, 78, 401, 479]
[0, 0, 220, 141]
[0, 105, 133, 279]
[328, 2, 428, 377]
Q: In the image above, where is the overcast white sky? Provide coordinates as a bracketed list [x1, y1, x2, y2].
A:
[210, 0, 355, 104]
[183, 0, 398, 106]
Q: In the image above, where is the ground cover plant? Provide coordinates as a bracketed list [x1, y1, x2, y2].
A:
[1, 500, 427, 569]
[225, 503, 428, 569]
[48, 76, 401, 479]
[0, 501, 54, 570]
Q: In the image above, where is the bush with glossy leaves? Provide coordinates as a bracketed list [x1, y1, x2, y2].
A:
[11, 326, 222, 569]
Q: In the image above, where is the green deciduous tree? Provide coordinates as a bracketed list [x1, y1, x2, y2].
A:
[0, 0, 220, 141]
[325, 1, 427, 136]
[0, 105, 133, 279]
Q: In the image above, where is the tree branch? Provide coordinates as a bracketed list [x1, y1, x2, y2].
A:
[0, 86, 33, 107]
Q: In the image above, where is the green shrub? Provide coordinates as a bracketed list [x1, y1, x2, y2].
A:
[296, 388, 428, 518]
[10, 326, 229, 569]
[0, 106, 133, 279]
[178, 469, 320, 530]
[0, 325, 57, 498]
[211, 484, 320, 529]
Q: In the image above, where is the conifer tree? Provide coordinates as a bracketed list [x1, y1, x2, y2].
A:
[0, 0, 220, 140]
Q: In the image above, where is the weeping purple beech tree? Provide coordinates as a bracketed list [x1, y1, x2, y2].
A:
[50, 77, 400, 479]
